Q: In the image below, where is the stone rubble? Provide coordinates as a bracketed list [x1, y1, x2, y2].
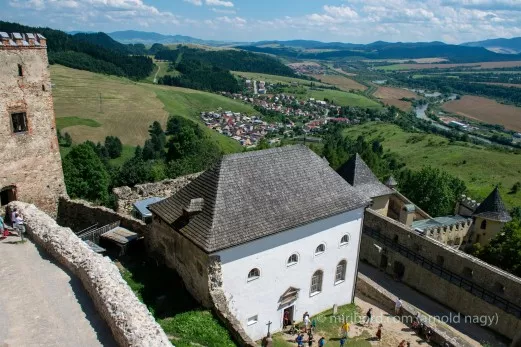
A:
[10, 201, 172, 347]
[113, 174, 201, 215]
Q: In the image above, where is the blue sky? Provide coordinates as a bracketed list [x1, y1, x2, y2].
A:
[4, 0, 521, 43]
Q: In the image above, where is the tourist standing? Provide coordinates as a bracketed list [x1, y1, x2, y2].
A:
[296, 333, 304, 347]
[283, 310, 290, 329]
[339, 336, 346, 347]
[376, 324, 383, 341]
[318, 337, 326, 347]
[394, 298, 403, 315]
[364, 308, 373, 326]
[307, 333, 314, 347]
[304, 313, 311, 330]
[341, 321, 349, 338]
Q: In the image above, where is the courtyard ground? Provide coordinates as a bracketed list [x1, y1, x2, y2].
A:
[0, 234, 116, 347]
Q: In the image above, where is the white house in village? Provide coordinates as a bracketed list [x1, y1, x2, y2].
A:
[148, 145, 370, 341]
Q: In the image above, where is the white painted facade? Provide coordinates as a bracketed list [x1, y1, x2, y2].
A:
[213, 207, 365, 341]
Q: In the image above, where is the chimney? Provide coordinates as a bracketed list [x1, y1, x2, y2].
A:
[399, 204, 416, 227]
[183, 198, 204, 218]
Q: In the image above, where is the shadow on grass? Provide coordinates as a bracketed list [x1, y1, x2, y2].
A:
[117, 253, 199, 319]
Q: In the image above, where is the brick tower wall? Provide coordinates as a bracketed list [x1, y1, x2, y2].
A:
[0, 33, 66, 217]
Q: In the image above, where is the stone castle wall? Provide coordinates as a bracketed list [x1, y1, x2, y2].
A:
[10, 201, 171, 346]
[113, 173, 200, 215]
[360, 209, 521, 339]
[0, 41, 66, 217]
[356, 273, 473, 347]
[57, 197, 148, 235]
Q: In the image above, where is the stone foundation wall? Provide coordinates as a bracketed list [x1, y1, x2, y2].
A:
[57, 197, 148, 235]
[361, 209, 521, 339]
[113, 174, 200, 215]
[356, 273, 472, 347]
[10, 201, 171, 347]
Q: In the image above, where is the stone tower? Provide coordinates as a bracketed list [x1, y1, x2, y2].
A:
[0, 32, 65, 216]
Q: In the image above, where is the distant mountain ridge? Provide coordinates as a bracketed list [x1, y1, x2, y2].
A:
[462, 37, 521, 54]
[108, 30, 239, 46]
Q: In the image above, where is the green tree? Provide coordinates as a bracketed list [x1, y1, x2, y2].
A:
[62, 143, 110, 203]
[510, 182, 521, 194]
[116, 157, 153, 187]
[473, 219, 521, 277]
[398, 167, 467, 217]
[104, 136, 123, 159]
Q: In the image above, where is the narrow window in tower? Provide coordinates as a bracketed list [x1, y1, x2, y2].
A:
[11, 112, 28, 133]
[18, 64, 23, 77]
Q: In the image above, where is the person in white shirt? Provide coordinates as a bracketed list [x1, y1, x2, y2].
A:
[13, 213, 25, 235]
[395, 298, 403, 315]
[11, 208, 17, 226]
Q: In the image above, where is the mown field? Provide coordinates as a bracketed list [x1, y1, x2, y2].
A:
[373, 86, 421, 111]
[310, 74, 367, 91]
[378, 60, 521, 71]
[51, 65, 251, 153]
[305, 89, 382, 109]
[231, 70, 329, 86]
[442, 95, 521, 132]
[343, 123, 521, 208]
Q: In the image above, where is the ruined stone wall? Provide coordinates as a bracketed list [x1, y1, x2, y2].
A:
[146, 215, 212, 307]
[356, 273, 473, 347]
[0, 45, 65, 216]
[57, 197, 148, 235]
[361, 209, 521, 339]
[113, 173, 200, 215]
[10, 201, 171, 347]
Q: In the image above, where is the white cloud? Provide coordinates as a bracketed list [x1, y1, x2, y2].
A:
[323, 5, 358, 19]
[211, 7, 236, 14]
[206, 0, 233, 8]
[184, 0, 202, 5]
[217, 16, 246, 26]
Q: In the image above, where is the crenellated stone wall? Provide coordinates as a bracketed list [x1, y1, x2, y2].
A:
[360, 209, 521, 339]
[9, 201, 171, 347]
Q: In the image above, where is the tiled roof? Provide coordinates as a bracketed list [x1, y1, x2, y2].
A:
[472, 186, 512, 222]
[337, 153, 394, 199]
[149, 145, 370, 253]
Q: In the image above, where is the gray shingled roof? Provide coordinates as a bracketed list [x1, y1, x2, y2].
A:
[473, 186, 512, 222]
[337, 153, 394, 199]
[149, 145, 370, 253]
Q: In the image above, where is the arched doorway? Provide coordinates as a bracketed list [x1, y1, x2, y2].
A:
[0, 186, 16, 207]
[393, 261, 405, 280]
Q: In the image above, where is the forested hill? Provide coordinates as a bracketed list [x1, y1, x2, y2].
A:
[0, 21, 153, 80]
[155, 46, 297, 77]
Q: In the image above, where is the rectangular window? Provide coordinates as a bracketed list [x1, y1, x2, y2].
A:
[18, 64, 23, 77]
[247, 315, 258, 326]
[11, 112, 28, 133]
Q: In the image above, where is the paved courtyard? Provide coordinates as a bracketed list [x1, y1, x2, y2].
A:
[0, 235, 116, 347]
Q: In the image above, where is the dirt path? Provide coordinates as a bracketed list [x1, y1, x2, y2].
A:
[0, 235, 116, 347]
[153, 63, 161, 83]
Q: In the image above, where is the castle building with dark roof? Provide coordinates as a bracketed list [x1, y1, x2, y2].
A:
[148, 145, 370, 340]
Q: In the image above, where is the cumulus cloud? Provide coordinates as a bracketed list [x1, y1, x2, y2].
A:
[211, 7, 236, 14]
[206, 0, 233, 7]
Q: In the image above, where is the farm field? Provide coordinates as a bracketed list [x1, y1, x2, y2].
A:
[51, 65, 251, 153]
[474, 82, 521, 88]
[310, 74, 367, 91]
[373, 86, 421, 111]
[305, 89, 382, 109]
[362, 58, 448, 63]
[343, 123, 521, 208]
[231, 71, 328, 86]
[442, 95, 521, 132]
[378, 60, 521, 71]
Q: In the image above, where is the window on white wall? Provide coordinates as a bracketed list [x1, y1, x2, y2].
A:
[287, 253, 299, 266]
[310, 270, 323, 295]
[247, 268, 260, 281]
[340, 234, 350, 246]
[335, 260, 347, 284]
[315, 244, 326, 255]
[247, 315, 258, 326]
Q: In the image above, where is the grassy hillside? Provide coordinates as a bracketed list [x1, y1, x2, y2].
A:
[51, 65, 251, 153]
[232, 71, 329, 86]
[343, 123, 521, 208]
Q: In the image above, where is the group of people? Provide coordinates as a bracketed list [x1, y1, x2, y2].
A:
[0, 207, 24, 238]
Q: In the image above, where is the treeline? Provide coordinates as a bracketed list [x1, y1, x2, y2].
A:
[0, 21, 153, 80]
[62, 116, 221, 207]
[393, 74, 521, 106]
[155, 46, 296, 77]
[159, 60, 241, 93]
